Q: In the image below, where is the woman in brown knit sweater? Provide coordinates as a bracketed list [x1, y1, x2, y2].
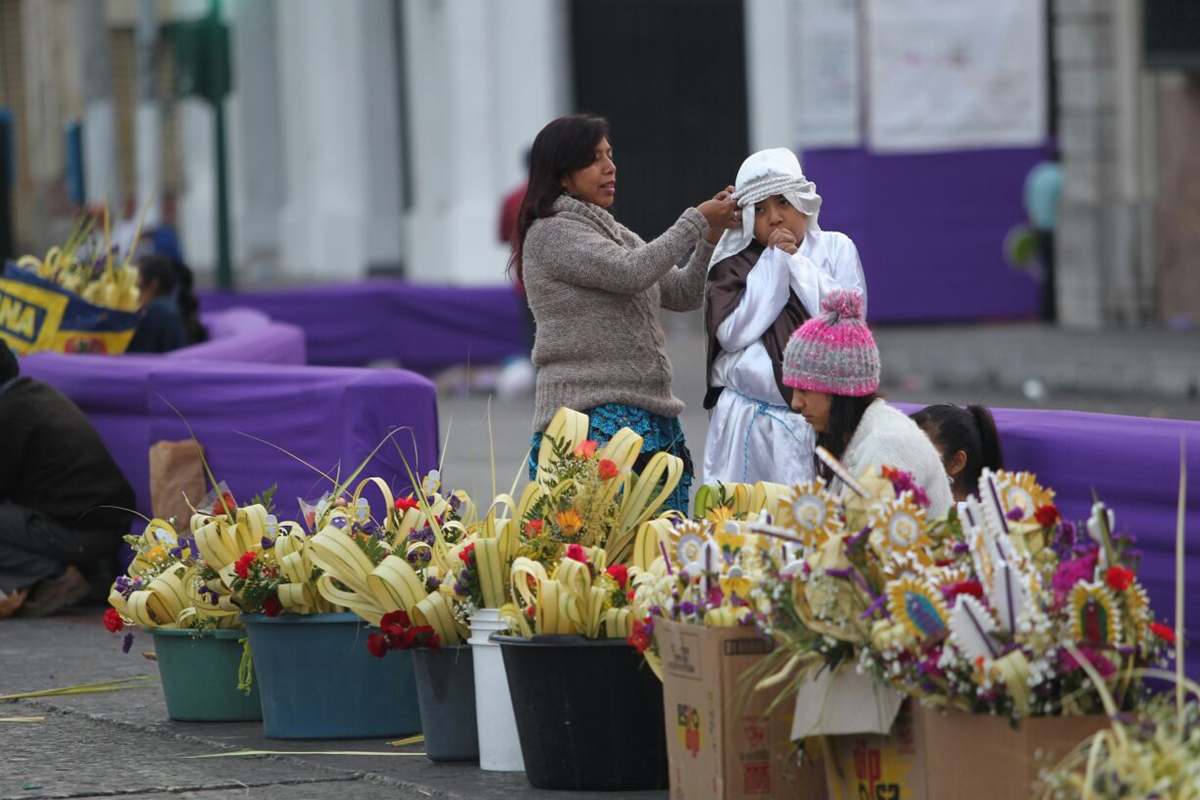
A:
[509, 114, 738, 511]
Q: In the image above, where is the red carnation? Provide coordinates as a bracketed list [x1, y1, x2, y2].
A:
[526, 519, 544, 535]
[944, 580, 985, 602]
[574, 440, 599, 459]
[425, 632, 442, 652]
[460, 542, 476, 563]
[1150, 622, 1176, 644]
[394, 496, 420, 512]
[233, 551, 257, 580]
[606, 564, 629, 589]
[103, 608, 125, 633]
[1105, 565, 1135, 592]
[627, 618, 653, 654]
[525, 605, 536, 618]
[366, 632, 389, 658]
[381, 609, 411, 634]
[1034, 504, 1060, 528]
[262, 595, 283, 617]
[598, 459, 619, 481]
[566, 544, 588, 564]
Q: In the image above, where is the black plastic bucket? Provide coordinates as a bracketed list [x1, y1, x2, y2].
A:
[412, 645, 480, 762]
[496, 634, 667, 791]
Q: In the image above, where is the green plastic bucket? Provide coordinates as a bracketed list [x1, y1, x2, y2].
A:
[150, 627, 262, 722]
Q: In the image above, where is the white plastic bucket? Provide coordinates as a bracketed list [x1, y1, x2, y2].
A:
[467, 608, 525, 771]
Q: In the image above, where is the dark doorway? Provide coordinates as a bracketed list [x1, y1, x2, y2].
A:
[569, 0, 748, 242]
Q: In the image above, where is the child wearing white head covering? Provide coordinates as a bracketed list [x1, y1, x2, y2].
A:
[702, 148, 867, 488]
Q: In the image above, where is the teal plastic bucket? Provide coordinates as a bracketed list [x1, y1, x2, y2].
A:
[244, 612, 422, 739]
[150, 627, 262, 722]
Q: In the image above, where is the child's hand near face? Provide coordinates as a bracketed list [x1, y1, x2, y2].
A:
[767, 227, 799, 255]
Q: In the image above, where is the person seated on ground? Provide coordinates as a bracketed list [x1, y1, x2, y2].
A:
[126, 254, 206, 353]
[0, 344, 136, 618]
[782, 290, 952, 517]
[911, 403, 1005, 503]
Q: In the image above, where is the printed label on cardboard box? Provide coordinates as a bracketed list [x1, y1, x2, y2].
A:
[742, 761, 771, 795]
[677, 702, 704, 758]
[664, 629, 703, 680]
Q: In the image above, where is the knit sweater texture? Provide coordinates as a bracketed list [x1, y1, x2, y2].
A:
[523, 195, 714, 432]
[837, 398, 954, 518]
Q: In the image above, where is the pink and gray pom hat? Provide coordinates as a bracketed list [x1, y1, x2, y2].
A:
[782, 289, 879, 397]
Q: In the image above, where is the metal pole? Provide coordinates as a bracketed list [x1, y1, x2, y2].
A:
[210, 0, 233, 290]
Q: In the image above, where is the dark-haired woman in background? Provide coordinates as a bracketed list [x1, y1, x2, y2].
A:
[910, 404, 1004, 502]
[510, 113, 739, 512]
[127, 254, 207, 353]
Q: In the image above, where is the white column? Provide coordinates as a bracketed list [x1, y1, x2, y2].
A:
[173, 0, 215, 271]
[76, 0, 120, 208]
[134, 0, 161, 226]
[743, 0, 794, 152]
[228, 0, 283, 280]
[402, 0, 570, 284]
[275, 0, 403, 280]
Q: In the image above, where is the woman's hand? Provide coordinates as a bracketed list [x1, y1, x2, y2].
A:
[698, 193, 739, 245]
[767, 227, 799, 255]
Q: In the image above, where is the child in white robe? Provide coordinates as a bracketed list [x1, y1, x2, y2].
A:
[702, 148, 866, 487]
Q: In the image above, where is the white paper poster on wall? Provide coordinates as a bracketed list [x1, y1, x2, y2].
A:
[792, 0, 862, 149]
[865, 0, 1047, 152]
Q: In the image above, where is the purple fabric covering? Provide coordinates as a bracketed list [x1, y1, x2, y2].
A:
[800, 146, 1043, 323]
[898, 402, 1200, 678]
[20, 353, 439, 535]
[166, 309, 307, 365]
[198, 280, 530, 371]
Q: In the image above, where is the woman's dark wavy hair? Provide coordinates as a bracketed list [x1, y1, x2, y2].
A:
[137, 253, 208, 345]
[814, 393, 879, 482]
[910, 403, 1004, 496]
[507, 114, 610, 283]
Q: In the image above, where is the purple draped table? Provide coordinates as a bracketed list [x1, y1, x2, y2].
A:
[896, 403, 1200, 680]
[198, 279, 531, 371]
[20, 353, 440, 535]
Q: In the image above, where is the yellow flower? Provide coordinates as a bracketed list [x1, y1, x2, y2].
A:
[556, 509, 583, 536]
[705, 505, 736, 529]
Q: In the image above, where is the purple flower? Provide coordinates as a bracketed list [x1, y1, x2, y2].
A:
[407, 527, 435, 547]
[114, 576, 134, 599]
[952, 541, 970, 554]
[706, 586, 725, 607]
[1007, 506, 1026, 522]
[1052, 550, 1099, 607]
[453, 583, 464, 596]
[1058, 646, 1115, 679]
[648, 605, 662, 617]
[331, 517, 348, 530]
[260, 537, 274, 550]
[425, 576, 441, 593]
[121, 633, 135, 654]
[679, 601, 698, 617]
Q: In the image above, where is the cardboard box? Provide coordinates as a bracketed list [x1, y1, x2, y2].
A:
[656, 618, 827, 800]
[824, 700, 1107, 799]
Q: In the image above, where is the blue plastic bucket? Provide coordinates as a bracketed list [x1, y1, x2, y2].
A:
[244, 612, 421, 739]
[150, 627, 262, 722]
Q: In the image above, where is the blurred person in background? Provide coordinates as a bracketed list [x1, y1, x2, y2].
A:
[510, 113, 738, 512]
[127, 254, 206, 353]
[1023, 150, 1062, 323]
[911, 403, 1004, 502]
[704, 148, 866, 487]
[783, 290, 952, 517]
[0, 344, 135, 618]
[497, 149, 537, 398]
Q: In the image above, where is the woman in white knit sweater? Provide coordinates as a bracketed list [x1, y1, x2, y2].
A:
[781, 290, 952, 517]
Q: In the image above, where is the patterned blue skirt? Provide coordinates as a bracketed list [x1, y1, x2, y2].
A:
[528, 403, 694, 514]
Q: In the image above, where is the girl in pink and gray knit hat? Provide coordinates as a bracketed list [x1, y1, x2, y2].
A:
[783, 289, 953, 516]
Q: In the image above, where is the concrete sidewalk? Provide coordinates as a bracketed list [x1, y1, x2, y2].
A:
[1, 613, 663, 800]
